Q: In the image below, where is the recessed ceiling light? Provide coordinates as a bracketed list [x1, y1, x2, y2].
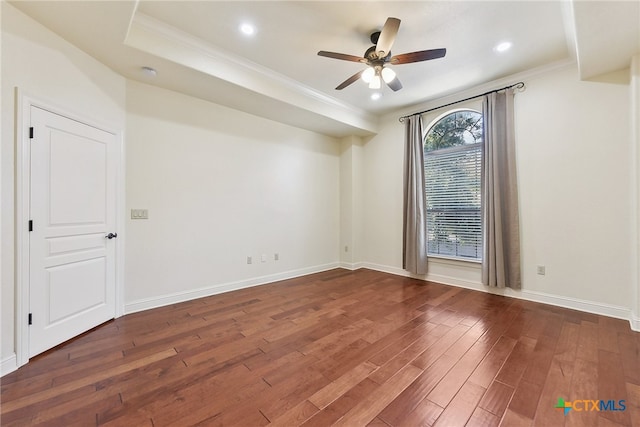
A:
[141, 66, 157, 77]
[371, 92, 382, 101]
[240, 23, 256, 36]
[494, 41, 512, 53]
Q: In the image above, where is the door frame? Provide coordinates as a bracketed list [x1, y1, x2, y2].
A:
[15, 89, 125, 367]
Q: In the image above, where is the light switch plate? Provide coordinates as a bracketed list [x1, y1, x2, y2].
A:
[131, 209, 149, 219]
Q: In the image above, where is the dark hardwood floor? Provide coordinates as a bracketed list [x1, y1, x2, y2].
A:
[1, 268, 639, 426]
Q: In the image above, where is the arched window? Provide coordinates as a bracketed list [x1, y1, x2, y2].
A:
[424, 109, 483, 260]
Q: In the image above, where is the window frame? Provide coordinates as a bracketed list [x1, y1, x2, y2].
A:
[422, 107, 484, 263]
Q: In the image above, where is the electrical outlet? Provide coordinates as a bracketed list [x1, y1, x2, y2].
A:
[261, 254, 267, 263]
[247, 256, 252, 264]
[537, 265, 546, 275]
[345, 245, 349, 252]
[274, 253, 279, 261]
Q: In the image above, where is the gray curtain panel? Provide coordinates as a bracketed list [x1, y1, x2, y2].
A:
[403, 115, 428, 275]
[482, 90, 522, 289]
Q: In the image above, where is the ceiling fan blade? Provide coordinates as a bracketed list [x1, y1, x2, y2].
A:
[335, 70, 365, 90]
[318, 51, 367, 63]
[390, 48, 446, 64]
[386, 76, 403, 92]
[376, 17, 400, 57]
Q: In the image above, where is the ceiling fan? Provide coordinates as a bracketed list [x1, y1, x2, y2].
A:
[318, 17, 446, 92]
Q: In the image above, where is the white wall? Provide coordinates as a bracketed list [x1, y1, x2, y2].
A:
[516, 66, 631, 310]
[125, 81, 340, 310]
[632, 54, 640, 330]
[339, 135, 365, 268]
[361, 63, 635, 322]
[1, 3, 126, 366]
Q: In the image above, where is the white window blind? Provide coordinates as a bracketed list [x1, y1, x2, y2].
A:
[424, 142, 482, 260]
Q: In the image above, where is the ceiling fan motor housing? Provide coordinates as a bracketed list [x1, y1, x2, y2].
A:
[370, 30, 381, 44]
[365, 45, 391, 62]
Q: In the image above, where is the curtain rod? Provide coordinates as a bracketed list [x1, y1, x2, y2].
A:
[398, 81, 525, 123]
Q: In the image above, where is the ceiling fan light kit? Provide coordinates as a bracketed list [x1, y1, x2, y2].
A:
[369, 74, 381, 89]
[361, 67, 375, 83]
[381, 67, 396, 83]
[318, 17, 446, 92]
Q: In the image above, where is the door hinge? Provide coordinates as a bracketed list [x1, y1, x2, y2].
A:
[29, 127, 34, 139]
[28, 313, 33, 325]
[28, 220, 33, 232]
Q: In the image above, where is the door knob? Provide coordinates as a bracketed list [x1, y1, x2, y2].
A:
[105, 232, 118, 239]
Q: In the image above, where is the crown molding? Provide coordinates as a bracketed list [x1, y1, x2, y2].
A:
[125, 12, 378, 134]
[389, 57, 576, 121]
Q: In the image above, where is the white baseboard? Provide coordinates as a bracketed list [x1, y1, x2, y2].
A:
[362, 262, 483, 290]
[360, 262, 638, 332]
[124, 262, 340, 314]
[631, 313, 640, 332]
[339, 261, 366, 271]
[114, 259, 640, 333]
[1, 353, 18, 377]
[516, 288, 632, 323]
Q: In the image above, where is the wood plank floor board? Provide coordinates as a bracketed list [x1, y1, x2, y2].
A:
[332, 364, 423, 426]
[367, 325, 443, 385]
[627, 382, 640, 426]
[410, 323, 471, 370]
[377, 354, 458, 425]
[267, 399, 320, 427]
[533, 324, 578, 425]
[618, 332, 640, 385]
[299, 318, 374, 358]
[242, 343, 305, 372]
[307, 361, 378, 409]
[365, 316, 436, 366]
[576, 319, 600, 364]
[478, 380, 515, 418]
[431, 381, 486, 427]
[427, 336, 498, 408]
[598, 349, 633, 426]
[467, 335, 518, 389]
[33, 392, 124, 426]
[566, 357, 599, 427]
[396, 398, 444, 427]
[117, 363, 264, 425]
[502, 308, 534, 341]
[261, 351, 323, 388]
[493, 336, 537, 388]
[519, 335, 559, 388]
[300, 378, 381, 427]
[466, 406, 501, 427]
[1, 268, 638, 426]
[499, 408, 534, 426]
[258, 370, 330, 422]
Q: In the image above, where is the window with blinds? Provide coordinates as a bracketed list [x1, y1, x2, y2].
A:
[424, 110, 483, 261]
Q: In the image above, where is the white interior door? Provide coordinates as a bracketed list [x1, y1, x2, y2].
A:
[29, 105, 117, 358]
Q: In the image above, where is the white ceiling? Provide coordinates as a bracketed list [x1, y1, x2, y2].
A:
[8, 1, 640, 137]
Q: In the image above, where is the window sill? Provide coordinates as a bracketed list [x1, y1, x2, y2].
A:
[428, 255, 482, 266]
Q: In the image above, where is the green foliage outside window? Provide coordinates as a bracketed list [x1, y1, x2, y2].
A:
[424, 110, 483, 152]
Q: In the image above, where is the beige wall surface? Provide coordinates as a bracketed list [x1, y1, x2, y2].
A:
[125, 80, 340, 306]
[362, 64, 634, 316]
